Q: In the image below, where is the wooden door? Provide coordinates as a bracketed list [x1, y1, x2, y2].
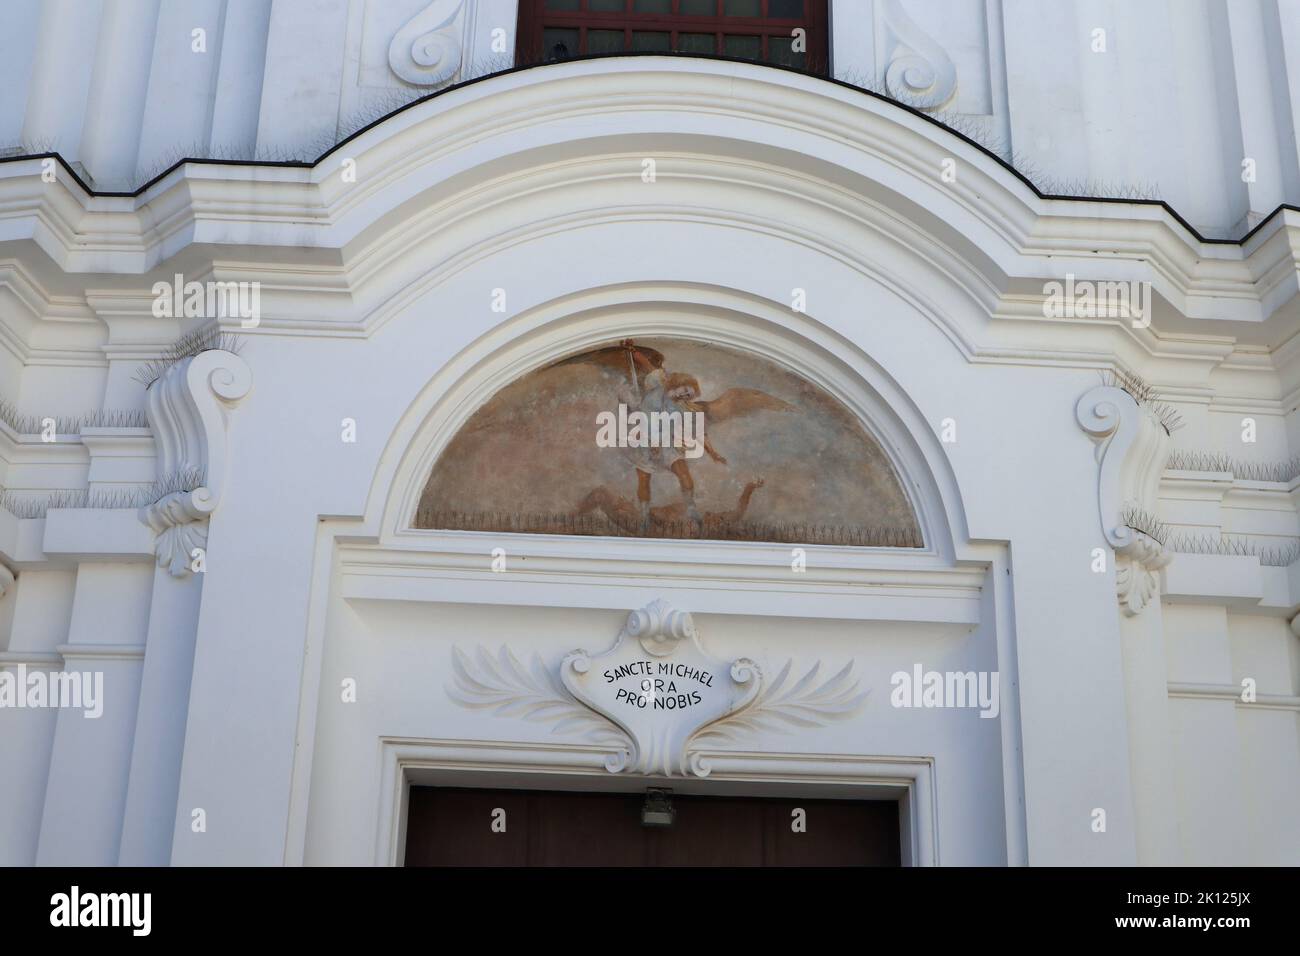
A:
[405, 787, 901, 866]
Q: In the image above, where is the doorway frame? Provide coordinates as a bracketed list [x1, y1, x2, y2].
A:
[375, 736, 937, 866]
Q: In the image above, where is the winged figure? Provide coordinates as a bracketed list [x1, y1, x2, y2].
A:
[566, 340, 792, 532]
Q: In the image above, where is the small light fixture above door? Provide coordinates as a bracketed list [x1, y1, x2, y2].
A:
[641, 788, 675, 827]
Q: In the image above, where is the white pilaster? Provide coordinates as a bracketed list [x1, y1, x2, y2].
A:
[135, 0, 227, 183]
[117, 567, 204, 865]
[0, 569, 76, 865]
[34, 563, 151, 866]
[254, 0, 350, 159]
[80, 0, 163, 188]
[20, 0, 106, 159]
[1226, 0, 1300, 225]
[208, 0, 273, 155]
[1118, 600, 1183, 863]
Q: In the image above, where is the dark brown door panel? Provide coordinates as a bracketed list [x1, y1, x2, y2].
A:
[405, 786, 901, 867]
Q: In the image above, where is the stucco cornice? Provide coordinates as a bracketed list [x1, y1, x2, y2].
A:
[0, 58, 1297, 362]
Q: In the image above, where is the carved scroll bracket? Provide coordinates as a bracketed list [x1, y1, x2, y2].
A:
[140, 349, 252, 577]
[1076, 384, 1173, 616]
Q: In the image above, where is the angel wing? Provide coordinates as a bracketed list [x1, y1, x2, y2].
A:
[697, 388, 793, 424]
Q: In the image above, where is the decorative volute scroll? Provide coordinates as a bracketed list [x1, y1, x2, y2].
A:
[389, 0, 467, 87]
[879, 0, 958, 111]
[449, 599, 867, 777]
[139, 350, 253, 577]
[1076, 385, 1173, 616]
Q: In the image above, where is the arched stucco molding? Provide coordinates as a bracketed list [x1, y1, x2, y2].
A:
[330, 147, 1002, 358]
[2, 59, 1283, 328]
[366, 282, 971, 564]
[307, 57, 1223, 330]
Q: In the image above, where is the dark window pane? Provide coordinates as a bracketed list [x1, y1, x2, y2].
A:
[587, 29, 625, 53]
[766, 34, 805, 67]
[527, 0, 824, 74]
[543, 28, 579, 59]
[723, 34, 761, 57]
[631, 31, 672, 50]
[676, 32, 715, 53]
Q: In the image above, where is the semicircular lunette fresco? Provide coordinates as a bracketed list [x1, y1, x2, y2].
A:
[415, 337, 922, 547]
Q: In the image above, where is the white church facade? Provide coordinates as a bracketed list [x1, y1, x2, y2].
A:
[0, 0, 1298, 867]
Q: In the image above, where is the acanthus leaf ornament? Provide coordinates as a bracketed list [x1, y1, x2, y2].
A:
[687, 658, 867, 777]
[448, 644, 633, 772]
[1113, 536, 1170, 617]
[141, 490, 213, 577]
[448, 599, 867, 777]
[389, 0, 467, 87]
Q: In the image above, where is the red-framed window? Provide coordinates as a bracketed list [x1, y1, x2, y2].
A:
[516, 0, 830, 76]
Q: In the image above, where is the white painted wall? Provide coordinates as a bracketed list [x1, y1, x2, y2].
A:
[0, 1, 1296, 235]
[0, 14, 1297, 867]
